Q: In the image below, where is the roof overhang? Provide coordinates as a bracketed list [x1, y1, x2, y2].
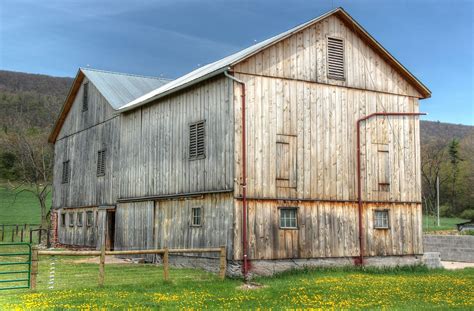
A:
[48, 69, 84, 143]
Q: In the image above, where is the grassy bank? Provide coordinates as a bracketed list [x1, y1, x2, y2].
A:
[0, 252, 473, 310]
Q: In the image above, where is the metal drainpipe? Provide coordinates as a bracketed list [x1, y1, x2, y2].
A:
[224, 70, 249, 279]
[356, 112, 426, 265]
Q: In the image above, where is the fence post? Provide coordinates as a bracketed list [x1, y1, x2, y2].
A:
[11, 228, 14, 242]
[163, 248, 169, 281]
[219, 246, 226, 280]
[98, 244, 105, 287]
[31, 246, 39, 291]
[1, 224, 4, 241]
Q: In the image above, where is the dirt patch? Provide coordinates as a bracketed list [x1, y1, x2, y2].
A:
[441, 261, 474, 270]
[71, 256, 133, 264]
[238, 282, 266, 290]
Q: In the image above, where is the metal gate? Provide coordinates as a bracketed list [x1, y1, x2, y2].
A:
[0, 243, 31, 291]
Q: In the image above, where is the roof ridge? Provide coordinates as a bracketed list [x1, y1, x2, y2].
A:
[80, 67, 173, 81]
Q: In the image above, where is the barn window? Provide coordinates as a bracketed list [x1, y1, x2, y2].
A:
[378, 145, 390, 191]
[276, 135, 297, 188]
[86, 211, 94, 227]
[68, 213, 74, 227]
[189, 121, 206, 160]
[327, 37, 345, 80]
[374, 210, 389, 229]
[62, 160, 70, 184]
[97, 149, 106, 176]
[280, 208, 298, 229]
[76, 212, 83, 227]
[191, 207, 202, 226]
[82, 82, 89, 111]
[60, 213, 66, 227]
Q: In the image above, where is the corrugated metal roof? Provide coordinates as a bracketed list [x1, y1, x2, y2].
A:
[119, 8, 341, 112]
[81, 68, 171, 110]
[119, 7, 430, 112]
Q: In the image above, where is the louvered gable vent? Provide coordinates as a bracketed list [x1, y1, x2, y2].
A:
[189, 121, 205, 160]
[327, 37, 345, 80]
[62, 161, 70, 184]
[97, 149, 106, 176]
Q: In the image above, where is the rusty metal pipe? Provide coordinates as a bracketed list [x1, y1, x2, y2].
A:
[356, 112, 426, 265]
[224, 71, 249, 279]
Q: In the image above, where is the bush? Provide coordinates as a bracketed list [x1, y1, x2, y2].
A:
[439, 205, 453, 217]
[460, 209, 474, 221]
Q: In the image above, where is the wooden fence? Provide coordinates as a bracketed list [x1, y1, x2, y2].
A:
[31, 245, 227, 289]
[0, 224, 48, 245]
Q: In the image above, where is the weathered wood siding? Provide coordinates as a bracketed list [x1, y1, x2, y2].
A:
[155, 193, 234, 258]
[114, 194, 233, 258]
[233, 15, 422, 98]
[52, 80, 120, 209]
[232, 75, 421, 202]
[57, 207, 98, 247]
[233, 201, 422, 260]
[57, 78, 116, 140]
[119, 76, 234, 199]
[115, 201, 155, 251]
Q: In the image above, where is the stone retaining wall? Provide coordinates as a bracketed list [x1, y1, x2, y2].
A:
[423, 235, 474, 262]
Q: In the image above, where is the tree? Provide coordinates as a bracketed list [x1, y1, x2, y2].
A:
[0, 127, 53, 228]
[448, 139, 463, 214]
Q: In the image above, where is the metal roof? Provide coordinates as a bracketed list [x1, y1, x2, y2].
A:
[81, 68, 171, 110]
[119, 7, 430, 112]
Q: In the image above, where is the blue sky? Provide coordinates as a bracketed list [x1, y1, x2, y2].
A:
[0, 0, 472, 125]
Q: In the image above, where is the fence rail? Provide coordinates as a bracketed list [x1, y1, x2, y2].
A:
[33, 245, 226, 289]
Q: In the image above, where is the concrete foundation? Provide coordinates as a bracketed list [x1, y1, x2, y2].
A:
[164, 255, 426, 277]
[424, 235, 474, 263]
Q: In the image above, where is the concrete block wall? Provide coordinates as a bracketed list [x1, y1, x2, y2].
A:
[423, 235, 474, 262]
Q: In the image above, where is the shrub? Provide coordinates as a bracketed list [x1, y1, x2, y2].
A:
[460, 209, 474, 221]
[439, 205, 453, 217]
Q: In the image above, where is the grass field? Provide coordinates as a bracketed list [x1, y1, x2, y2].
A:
[0, 186, 51, 225]
[422, 215, 468, 232]
[0, 250, 473, 310]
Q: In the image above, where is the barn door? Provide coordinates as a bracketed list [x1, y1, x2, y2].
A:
[105, 210, 115, 250]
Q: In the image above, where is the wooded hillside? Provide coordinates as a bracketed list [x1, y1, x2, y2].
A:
[0, 70, 472, 216]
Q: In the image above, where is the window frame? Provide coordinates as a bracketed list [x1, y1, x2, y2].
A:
[326, 36, 346, 81]
[62, 160, 70, 184]
[374, 209, 390, 229]
[68, 212, 74, 227]
[76, 212, 83, 227]
[60, 213, 66, 227]
[191, 206, 203, 227]
[279, 207, 298, 230]
[189, 120, 206, 161]
[86, 211, 94, 227]
[82, 82, 89, 112]
[97, 149, 106, 177]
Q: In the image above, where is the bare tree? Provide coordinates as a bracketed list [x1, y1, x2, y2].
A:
[1, 128, 53, 228]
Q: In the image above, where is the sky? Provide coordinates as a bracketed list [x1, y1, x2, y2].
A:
[0, 0, 472, 125]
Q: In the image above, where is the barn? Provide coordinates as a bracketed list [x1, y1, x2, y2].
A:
[49, 7, 431, 276]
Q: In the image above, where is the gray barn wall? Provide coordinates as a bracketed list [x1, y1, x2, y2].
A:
[115, 193, 234, 258]
[119, 76, 234, 199]
[57, 207, 98, 247]
[52, 79, 120, 209]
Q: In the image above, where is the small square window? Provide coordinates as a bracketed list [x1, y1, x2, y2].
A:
[374, 210, 389, 229]
[77, 212, 83, 227]
[191, 207, 202, 226]
[68, 213, 74, 227]
[86, 211, 94, 227]
[60, 213, 66, 227]
[280, 208, 298, 229]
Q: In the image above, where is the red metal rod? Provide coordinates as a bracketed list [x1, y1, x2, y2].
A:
[356, 112, 426, 265]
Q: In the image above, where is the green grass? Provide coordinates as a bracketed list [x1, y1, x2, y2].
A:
[422, 215, 468, 232]
[0, 250, 473, 310]
[0, 186, 51, 225]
